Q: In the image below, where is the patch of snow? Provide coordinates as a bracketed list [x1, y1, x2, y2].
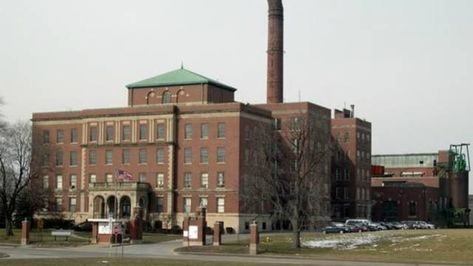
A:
[303, 234, 381, 250]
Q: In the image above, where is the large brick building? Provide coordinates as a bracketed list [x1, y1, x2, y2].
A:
[31, 0, 370, 231]
[32, 66, 334, 232]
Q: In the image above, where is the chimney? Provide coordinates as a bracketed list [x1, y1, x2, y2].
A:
[267, 0, 284, 104]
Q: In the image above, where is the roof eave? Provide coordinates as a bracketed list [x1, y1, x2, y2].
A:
[127, 81, 237, 92]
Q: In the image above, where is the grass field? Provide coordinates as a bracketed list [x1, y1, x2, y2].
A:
[0, 258, 283, 266]
[0, 229, 180, 246]
[178, 229, 473, 264]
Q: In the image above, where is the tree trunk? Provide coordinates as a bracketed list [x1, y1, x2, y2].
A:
[5, 215, 14, 236]
[291, 217, 301, 248]
[292, 227, 301, 248]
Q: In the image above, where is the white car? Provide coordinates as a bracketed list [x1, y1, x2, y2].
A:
[417, 221, 435, 229]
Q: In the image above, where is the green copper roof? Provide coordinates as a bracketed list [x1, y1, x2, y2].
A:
[126, 68, 236, 91]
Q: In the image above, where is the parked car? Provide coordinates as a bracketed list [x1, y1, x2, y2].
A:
[388, 221, 406, 230]
[416, 221, 435, 229]
[368, 222, 387, 231]
[345, 219, 371, 232]
[73, 221, 92, 231]
[322, 225, 350, 234]
[379, 222, 395, 230]
[401, 220, 418, 229]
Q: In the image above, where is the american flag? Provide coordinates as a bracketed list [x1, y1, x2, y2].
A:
[117, 169, 133, 181]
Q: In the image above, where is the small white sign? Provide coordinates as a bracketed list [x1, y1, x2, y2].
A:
[183, 230, 188, 237]
[98, 222, 112, 234]
[189, 225, 198, 240]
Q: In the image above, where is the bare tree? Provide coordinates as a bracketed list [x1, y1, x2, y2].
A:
[0, 121, 42, 236]
[243, 114, 331, 248]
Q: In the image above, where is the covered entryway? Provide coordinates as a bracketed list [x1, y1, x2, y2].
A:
[93, 196, 105, 218]
[120, 196, 131, 219]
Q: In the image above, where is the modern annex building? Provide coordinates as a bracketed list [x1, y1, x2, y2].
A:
[371, 146, 470, 225]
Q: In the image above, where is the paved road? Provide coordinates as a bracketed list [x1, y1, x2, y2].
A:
[0, 235, 465, 266]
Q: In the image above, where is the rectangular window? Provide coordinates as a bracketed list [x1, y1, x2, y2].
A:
[42, 153, 49, 167]
[184, 172, 192, 188]
[106, 126, 114, 142]
[106, 173, 113, 183]
[43, 130, 50, 144]
[184, 148, 192, 164]
[217, 123, 225, 138]
[122, 125, 131, 141]
[70, 174, 77, 189]
[56, 150, 63, 166]
[200, 173, 208, 188]
[69, 151, 78, 166]
[217, 198, 225, 213]
[56, 198, 63, 211]
[89, 174, 96, 183]
[56, 129, 64, 144]
[139, 148, 147, 164]
[70, 128, 78, 143]
[184, 198, 191, 213]
[217, 172, 225, 187]
[139, 172, 146, 182]
[122, 149, 130, 164]
[200, 123, 208, 139]
[156, 123, 165, 140]
[217, 147, 225, 163]
[56, 175, 63, 190]
[156, 147, 165, 164]
[43, 176, 49, 189]
[88, 150, 96, 165]
[199, 197, 208, 208]
[156, 197, 164, 212]
[272, 118, 281, 130]
[105, 150, 113, 165]
[184, 124, 192, 139]
[89, 126, 97, 142]
[139, 124, 147, 140]
[69, 198, 76, 212]
[156, 173, 164, 188]
[290, 117, 302, 131]
[409, 201, 417, 216]
[200, 148, 208, 164]
[336, 187, 343, 199]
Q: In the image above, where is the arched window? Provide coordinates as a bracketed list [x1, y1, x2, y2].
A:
[162, 91, 171, 104]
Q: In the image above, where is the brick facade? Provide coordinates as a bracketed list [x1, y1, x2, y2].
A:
[331, 108, 372, 220]
[32, 69, 333, 232]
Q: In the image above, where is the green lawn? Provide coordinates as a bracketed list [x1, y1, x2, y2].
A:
[0, 229, 180, 246]
[142, 232, 181, 243]
[178, 229, 473, 264]
[0, 258, 287, 266]
[0, 229, 90, 247]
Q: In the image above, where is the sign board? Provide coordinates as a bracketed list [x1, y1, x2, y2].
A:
[183, 230, 188, 237]
[98, 222, 112, 234]
[113, 224, 121, 235]
[188, 225, 198, 240]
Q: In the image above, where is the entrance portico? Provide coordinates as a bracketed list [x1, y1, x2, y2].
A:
[88, 182, 151, 220]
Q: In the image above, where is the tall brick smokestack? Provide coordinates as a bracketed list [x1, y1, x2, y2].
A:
[267, 0, 284, 104]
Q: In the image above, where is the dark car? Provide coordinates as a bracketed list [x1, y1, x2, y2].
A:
[73, 221, 92, 231]
[321, 224, 349, 234]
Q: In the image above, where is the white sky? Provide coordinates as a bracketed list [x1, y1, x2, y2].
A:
[1, 0, 472, 191]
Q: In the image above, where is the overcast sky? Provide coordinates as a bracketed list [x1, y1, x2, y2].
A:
[1, 0, 472, 190]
